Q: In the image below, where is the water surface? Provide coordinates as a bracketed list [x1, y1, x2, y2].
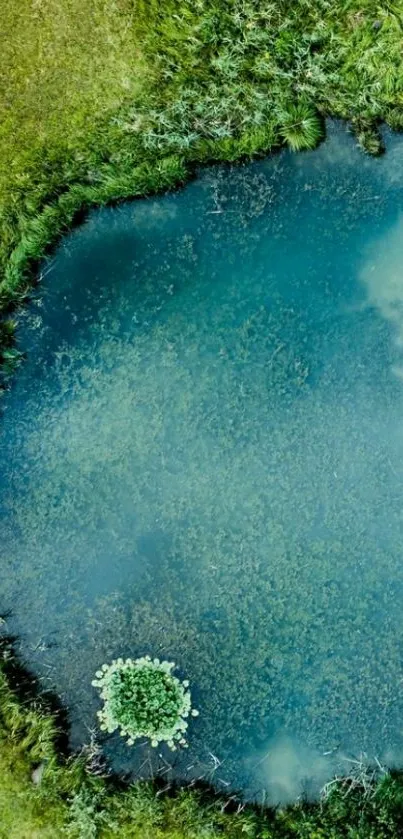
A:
[2, 122, 403, 801]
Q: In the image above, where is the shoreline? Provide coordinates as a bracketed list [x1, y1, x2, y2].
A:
[1, 632, 403, 837]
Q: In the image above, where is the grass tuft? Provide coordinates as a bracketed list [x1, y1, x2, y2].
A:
[276, 101, 324, 152]
[352, 118, 385, 156]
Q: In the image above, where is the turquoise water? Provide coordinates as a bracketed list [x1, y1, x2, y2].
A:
[3, 122, 403, 800]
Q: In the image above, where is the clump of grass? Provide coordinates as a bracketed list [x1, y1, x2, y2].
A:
[352, 118, 385, 156]
[276, 101, 324, 152]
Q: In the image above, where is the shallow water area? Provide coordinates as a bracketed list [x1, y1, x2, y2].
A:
[3, 122, 403, 802]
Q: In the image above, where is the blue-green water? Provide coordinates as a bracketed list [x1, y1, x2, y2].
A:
[3, 122, 403, 801]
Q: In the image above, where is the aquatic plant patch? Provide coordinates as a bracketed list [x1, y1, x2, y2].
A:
[92, 656, 198, 749]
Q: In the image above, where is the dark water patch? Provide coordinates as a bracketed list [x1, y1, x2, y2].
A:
[2, 122, 403, 801]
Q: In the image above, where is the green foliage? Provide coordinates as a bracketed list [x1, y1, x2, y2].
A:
[92, 656, 198, 749]
[276, 102, 324, 151]
[352, 118, 385, 155]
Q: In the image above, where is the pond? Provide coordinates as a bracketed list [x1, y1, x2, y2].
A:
[2, 121, 403, 803]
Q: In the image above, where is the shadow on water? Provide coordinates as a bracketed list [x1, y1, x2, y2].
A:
[3, 121, 403, 801]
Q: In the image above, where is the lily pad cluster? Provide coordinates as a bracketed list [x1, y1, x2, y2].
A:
[92, 656, 198, 749]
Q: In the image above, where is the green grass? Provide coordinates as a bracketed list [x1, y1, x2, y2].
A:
[3, 638, 403, 838]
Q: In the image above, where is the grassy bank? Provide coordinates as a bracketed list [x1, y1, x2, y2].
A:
[2, 637, 403, 839]
[2, 1, 403, 380]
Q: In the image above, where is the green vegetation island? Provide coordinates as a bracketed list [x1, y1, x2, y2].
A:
[3, 0, 403, 836]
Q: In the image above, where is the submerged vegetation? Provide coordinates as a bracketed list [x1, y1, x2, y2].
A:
[3, 639, 403, 837]
[92, 657, 198, 749]
[0, 319, 23, 388]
